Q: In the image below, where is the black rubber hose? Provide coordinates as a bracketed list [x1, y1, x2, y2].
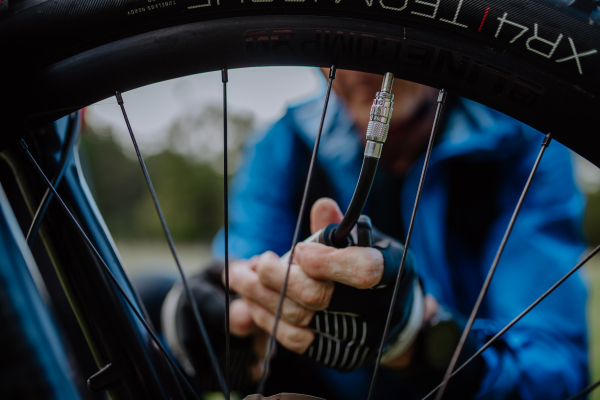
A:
[332, 155, 379, 248]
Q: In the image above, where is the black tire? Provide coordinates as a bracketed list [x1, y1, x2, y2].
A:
[0, 0, 598, 162]
[1, 1, 598, 398]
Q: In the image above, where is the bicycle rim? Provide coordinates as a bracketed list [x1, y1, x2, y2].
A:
[0, 1, 599, 399]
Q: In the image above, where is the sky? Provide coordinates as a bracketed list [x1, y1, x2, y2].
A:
[86, 67, 323, 151]
[84, 65, 600, 192]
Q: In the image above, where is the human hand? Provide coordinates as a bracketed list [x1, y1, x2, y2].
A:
[229, 198, 430, 371]
[163, 261, 268, 389]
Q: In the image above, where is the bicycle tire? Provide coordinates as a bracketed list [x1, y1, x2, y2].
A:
[0, 0, 598, 165]
[0, 0, 598, 398]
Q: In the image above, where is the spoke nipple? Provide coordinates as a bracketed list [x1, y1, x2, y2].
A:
[115, 91, 124, 105]
[542, 132, 553, 147]
[329, 65, 337, 80]
[222, 68, 228, 83]
[437, 89, 447, 103]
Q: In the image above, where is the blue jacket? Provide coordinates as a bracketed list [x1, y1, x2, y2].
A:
[213, 87, 588, 399]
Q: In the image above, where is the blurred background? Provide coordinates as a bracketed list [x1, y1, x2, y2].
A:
[79, 67, 321, 273]
[78, 67, 600, 397]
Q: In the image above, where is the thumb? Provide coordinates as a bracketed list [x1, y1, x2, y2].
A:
[310, 198, 344, 234]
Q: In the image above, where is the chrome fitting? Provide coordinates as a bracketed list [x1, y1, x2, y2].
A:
[365, 72, 394, 153]
[364, 140, 383, 158]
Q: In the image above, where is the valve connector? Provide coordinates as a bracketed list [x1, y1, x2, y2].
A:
[365, 73, 394, 158]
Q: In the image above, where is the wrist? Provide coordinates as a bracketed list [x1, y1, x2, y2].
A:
[384, 303, 485, 397]
[380, 281, 425, 366]
[381, 290, 442, 368]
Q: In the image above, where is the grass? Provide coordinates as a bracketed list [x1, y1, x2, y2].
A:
[588, 258, 600, 399]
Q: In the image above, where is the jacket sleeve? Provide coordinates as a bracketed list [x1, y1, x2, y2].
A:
[471, 138, 588, 399]
[212, 117, 302, 259]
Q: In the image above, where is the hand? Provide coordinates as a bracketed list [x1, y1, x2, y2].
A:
[227, 259, 274, 381]
[166, 261, 266, 389]
[229, 198, 434, 370]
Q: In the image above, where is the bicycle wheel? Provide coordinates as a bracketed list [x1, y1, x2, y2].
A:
[0, 0, 599, 164]
[0, 0, 598, 399]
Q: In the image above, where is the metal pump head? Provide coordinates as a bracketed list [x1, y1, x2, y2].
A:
[364, 73, 395, 158]
[380, 72, 394, 93]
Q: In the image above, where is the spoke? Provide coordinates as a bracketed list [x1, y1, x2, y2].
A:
[566, 378, 600, 400]
[433, 132, 553, 400]
[26, 112, 79, 247]
[421, 243, 600, 400]
[19, 139, 198, 400]
[257, 65, 337, 394]
[222, 67, 231, 391]
[115, 91, 230, 398]
[366, 88, 447, 400]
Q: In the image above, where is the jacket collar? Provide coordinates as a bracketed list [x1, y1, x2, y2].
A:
[286, 87, 540, 169]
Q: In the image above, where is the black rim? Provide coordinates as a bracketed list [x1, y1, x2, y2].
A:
[4, 15, 599, 168]
[2, 4, 598, 399]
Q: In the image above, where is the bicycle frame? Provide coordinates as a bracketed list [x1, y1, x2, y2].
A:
[0, 116, 182, 400]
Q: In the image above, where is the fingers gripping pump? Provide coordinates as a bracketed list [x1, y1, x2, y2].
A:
[280, 72, 394, 261]
[278, 73, 424, 374]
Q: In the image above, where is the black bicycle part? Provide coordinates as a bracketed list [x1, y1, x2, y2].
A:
[26, 112, 79, 247]
[566, 378, 600, 400]
[332, 156, 379, 248]
[19, 138, 199, 400]
[222, 66, 232, 394]
[0, 180, 83, 400]
[114, 91, 229, 397]
[0, 1, 598, 398]
[367, 88, 446, 400]
[0, 133, 186, 399]
[257, 65, 337, 394]
[0, 1, 599, 167]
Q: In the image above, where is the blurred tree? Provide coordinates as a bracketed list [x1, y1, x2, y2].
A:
[79, 104, 254, 242]
[82, 106, 600, 248]
[571, 156, 600, 247]
[166, 104, 254, 174]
